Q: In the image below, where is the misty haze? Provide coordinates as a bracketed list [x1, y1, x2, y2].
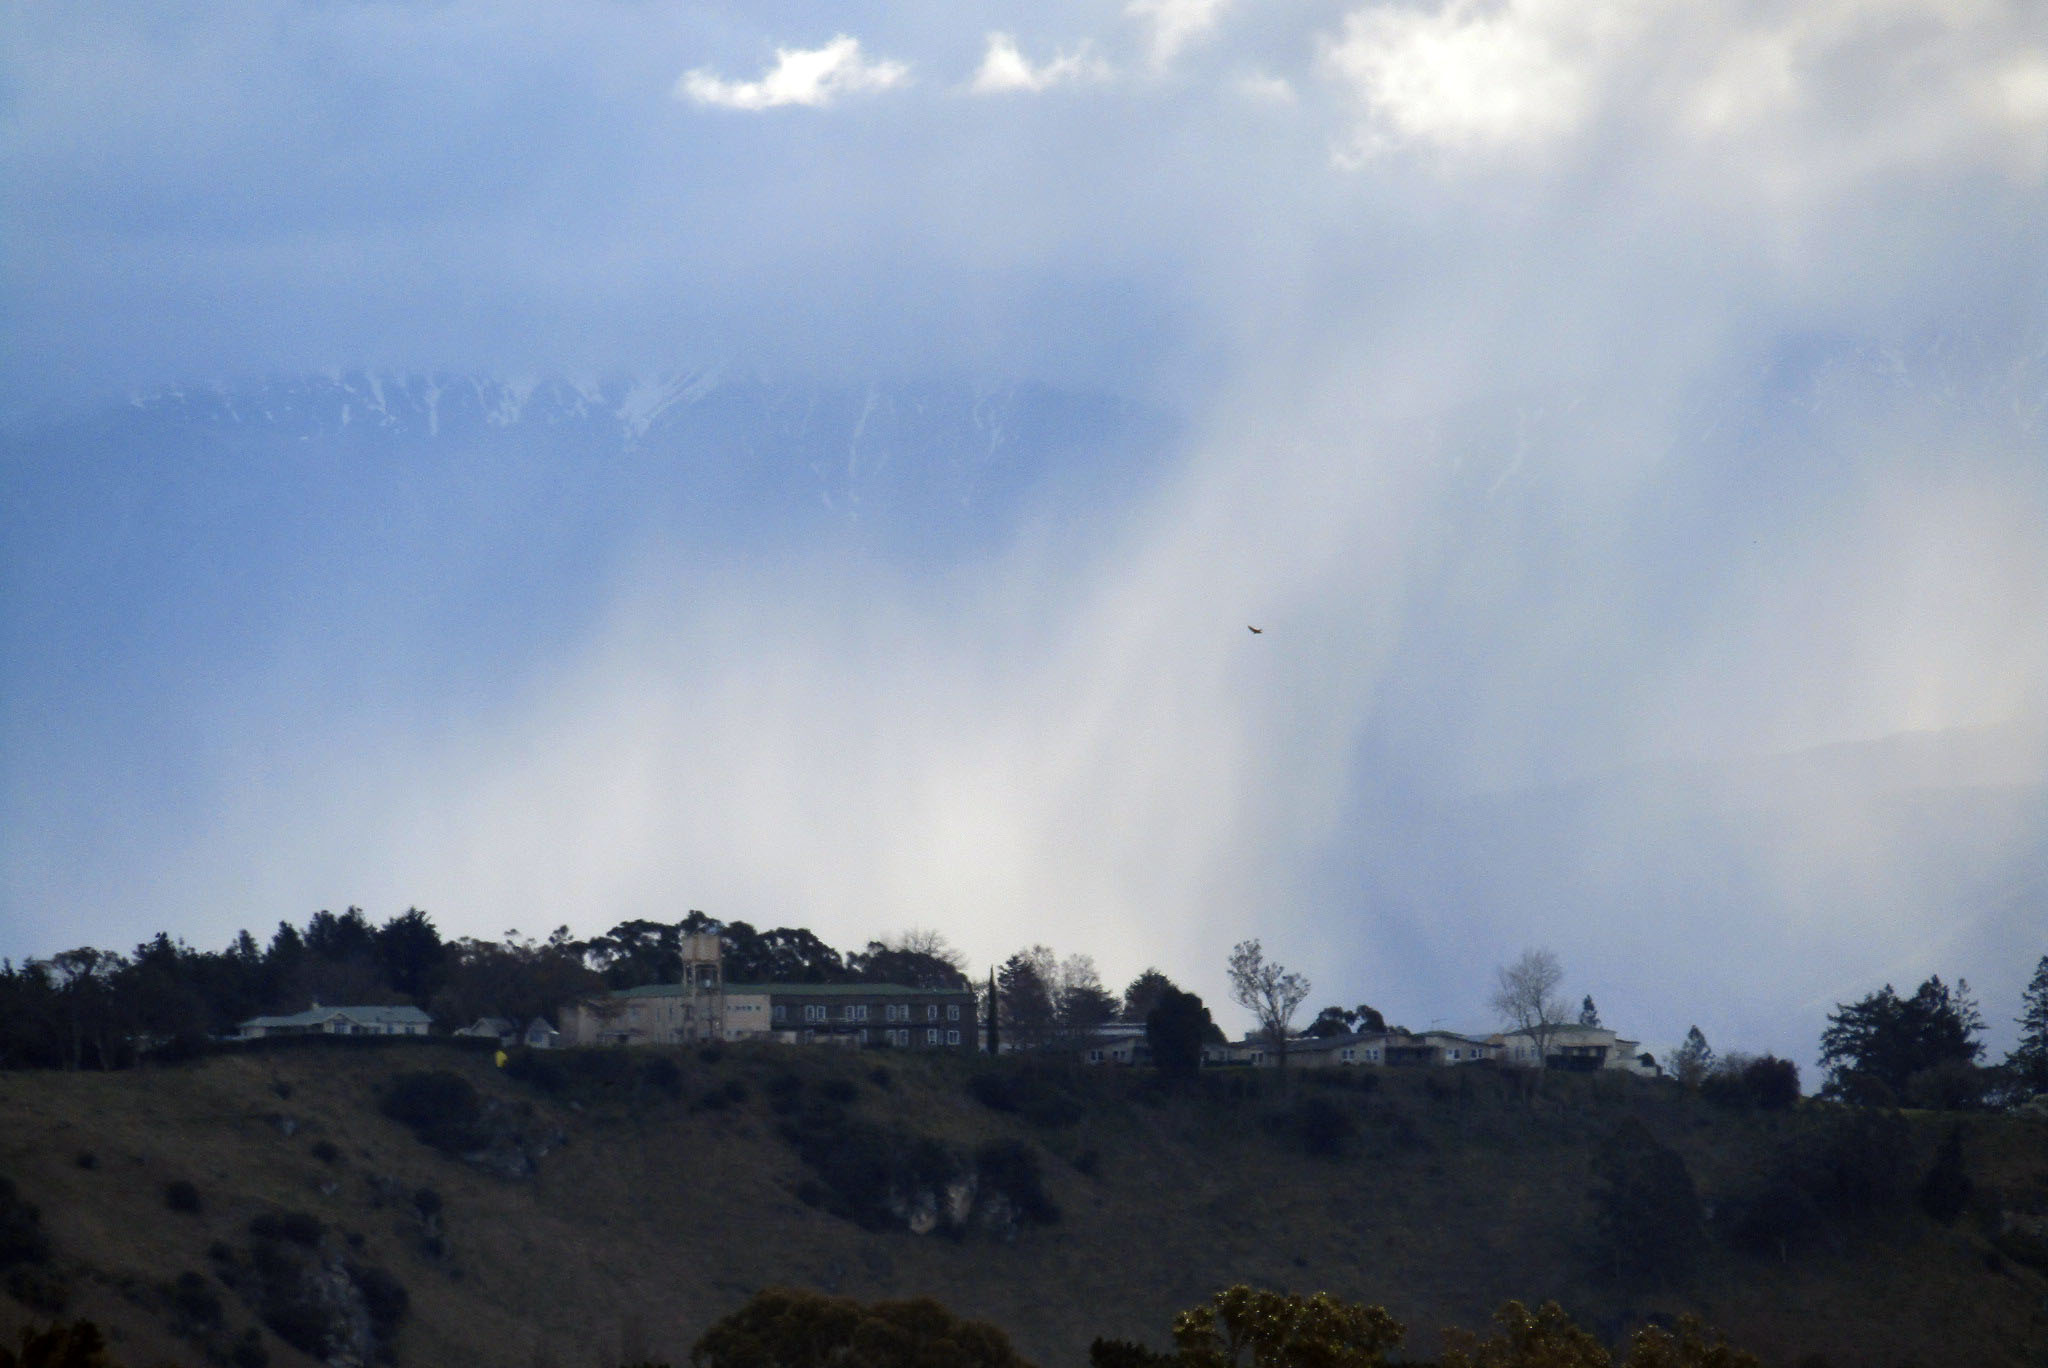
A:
[3, 1, 2046, 1366]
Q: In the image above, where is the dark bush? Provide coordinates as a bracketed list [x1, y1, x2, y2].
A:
[974, 1139, 1060, 1225]
[1072, 1148, 1101, 1177]
[1903, 1061, 1993, 1112]
[5, 1265, 72, 1313]
[379, 1071, 484, 1154]
[1796, 1109, 1912, 1218]
[248, 1210, 324, 1248]
[1917, 1125, 1972, 1224]
[310, 1140, 341, 1166]
[350, 1263, 409, 1346]
[692, 1288, 1032, 1368]
[258, 1279, 332, 1359]
[868, 1066, 894, 1090]
[0, 1175, 51, 1268]
[1743, 1056, 1801, 1110]
[412, 1188, 442, 1220]
[1590, 1118, 1703, 1288]
[638, 1056, 684, 1100]
[767, 1072, 805, 1113]
[1091, 1338, 1178, 1368]
[164, 1180, 203, 1214]
[697, 1045, 724, 1065]
[1993, 1224, 2048, 1273]
[965, 1066, 1082, 1127]
[817, 1076, 860, 1105]
[789, 1121, 957, 1231]
[1292, 1095, 1358, 1158]
[968, 1072, 1018, 1113]
[698, 1078, 750, 1112]
[73, 1153, 97, 1171]
[503, 1049, 568, 1094]
[1, 1320, 113, 1366]
[231, 1327, 270, 1368]
[1720, 1171, 1824, 1262]
[165, 1269, 224, 1334]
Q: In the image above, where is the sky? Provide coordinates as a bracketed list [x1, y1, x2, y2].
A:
[4, 0, 2047, 1068]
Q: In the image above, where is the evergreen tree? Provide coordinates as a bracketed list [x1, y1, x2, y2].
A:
[1145, 987, 1214, 1078]
[985, 967, 999, 1055]
[1819, 975, 1984, 1102]
[1579, 995, 1601, 1027]
[1120, 968, 1178, 1024]
[2007, 953, 2048, 1094]
[1671, 1025, 1714, 1088]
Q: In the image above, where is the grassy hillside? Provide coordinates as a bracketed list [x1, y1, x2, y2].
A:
[2, 1043, 2044, 1368]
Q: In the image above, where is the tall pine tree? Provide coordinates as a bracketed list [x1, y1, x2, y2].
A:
[2009, 954, 2048, 1094]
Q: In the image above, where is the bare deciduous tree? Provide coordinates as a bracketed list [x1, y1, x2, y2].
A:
[1226, 940, 1310, 1069]
[1490, 947, 1568, 1071]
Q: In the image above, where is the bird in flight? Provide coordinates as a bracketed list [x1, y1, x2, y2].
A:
[1247, 625, 1263, 634]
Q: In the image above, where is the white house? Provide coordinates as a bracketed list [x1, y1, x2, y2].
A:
[1489, 1024, 1658, 1075]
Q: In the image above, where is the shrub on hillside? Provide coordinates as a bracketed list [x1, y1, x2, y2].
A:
[1590, 1118, 1704, 1289]
[163, 1180, 202, 1214]
[973, 1140, 1060, 1227]
[248, 1211, 323, 1249]
[965, 1066, 1083, 1127]
[1290, 1094, 1358, 1158]
[1719, 1171, 1824, 1262]
[0, 1176, 52, 1270]
[164, 1270, 224, 1336]
[1901, 1061, 1993, 1112]
[379, 1070, 484, 1153]
[638, 1056, 684, 1101]
[1, 1319, 123, 1368]
[1916, 1125, 1971, 1224]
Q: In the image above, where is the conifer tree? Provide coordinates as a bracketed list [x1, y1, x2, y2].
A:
[1671, 1025, 1714, 1088]
[2009, 953, 2048, 1094]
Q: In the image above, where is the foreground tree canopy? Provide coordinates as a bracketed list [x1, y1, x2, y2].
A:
[687, 1288, 1032, 1368]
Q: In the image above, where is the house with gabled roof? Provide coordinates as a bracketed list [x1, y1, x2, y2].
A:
[1488, 1023, 1657, 1074]
[237, 1003, 431, 1040]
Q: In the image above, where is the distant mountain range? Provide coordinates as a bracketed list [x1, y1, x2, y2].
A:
[5, 369, 1170, 558]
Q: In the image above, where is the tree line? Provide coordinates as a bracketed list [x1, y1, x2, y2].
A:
[0, 909, 978, 1070]
[5, 902, 2045, 1114]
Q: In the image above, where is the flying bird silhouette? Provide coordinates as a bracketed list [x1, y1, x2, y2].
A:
[1247, 625, 1263, 634]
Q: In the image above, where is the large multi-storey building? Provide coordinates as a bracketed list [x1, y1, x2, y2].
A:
[554, 933, 976, 1052]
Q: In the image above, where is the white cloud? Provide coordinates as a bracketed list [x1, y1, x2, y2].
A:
[1233, 71, 1297, 105]
[1321, 0, 1640, 156]
[969, 33, 1110, 95]
[1319, 0, 2048, 176]
[1127, 0, 1232, 71]
[677, 35, 907, 110]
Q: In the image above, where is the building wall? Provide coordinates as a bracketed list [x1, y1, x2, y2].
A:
[560, 983, 976, 1051]
[758, 986, 976, 1051]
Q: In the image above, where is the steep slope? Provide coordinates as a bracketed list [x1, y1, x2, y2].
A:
[3, 1044, 2044, 1368]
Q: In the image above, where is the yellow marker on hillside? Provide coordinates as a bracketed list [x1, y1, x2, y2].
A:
[495, 1049, 508, 1069]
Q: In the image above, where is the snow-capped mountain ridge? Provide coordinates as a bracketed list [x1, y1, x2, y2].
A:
[10, 368, 1166, 560]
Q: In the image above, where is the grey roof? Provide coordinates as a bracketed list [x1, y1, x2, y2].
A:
[241, 1004, 432, 1029]
[715, 981, 969, 997]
